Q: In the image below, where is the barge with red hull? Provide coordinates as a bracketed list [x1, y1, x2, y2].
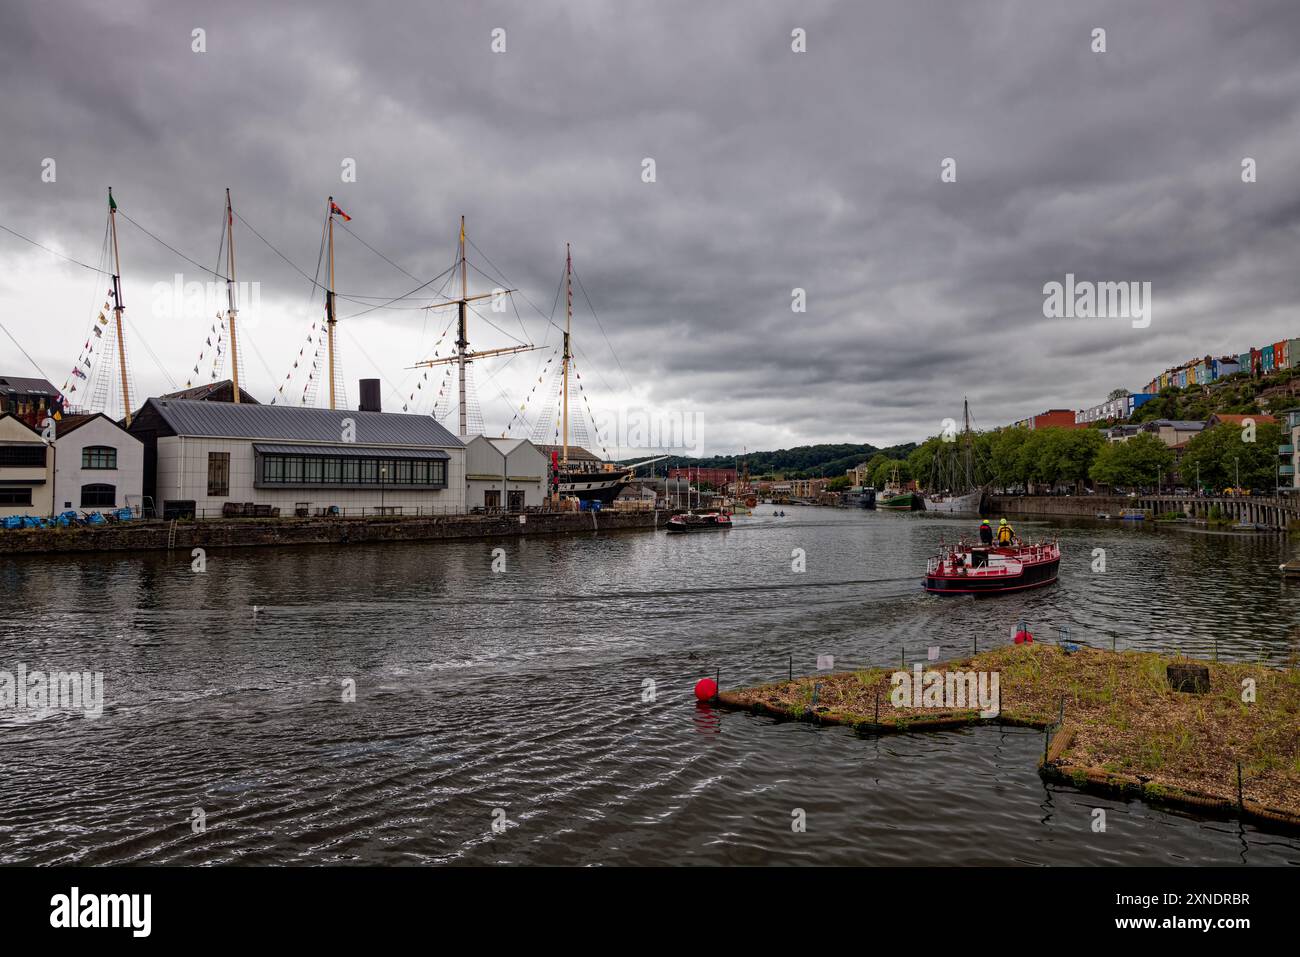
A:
[923, 541, 1061, 595]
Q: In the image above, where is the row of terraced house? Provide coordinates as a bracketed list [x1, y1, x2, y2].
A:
[1138, 338, 1300, 394]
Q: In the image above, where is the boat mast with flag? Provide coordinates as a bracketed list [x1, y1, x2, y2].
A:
[62, 189, 136, 424]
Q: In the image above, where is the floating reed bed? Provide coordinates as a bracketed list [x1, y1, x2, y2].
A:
[716, 643, 1300, 830]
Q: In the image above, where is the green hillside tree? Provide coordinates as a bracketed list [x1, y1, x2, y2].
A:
[1181, 421, 1284, 491]
[1089, 433, 1174, 488]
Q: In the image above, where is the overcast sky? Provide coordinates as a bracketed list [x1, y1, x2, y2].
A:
[3, 0, 1300, 456]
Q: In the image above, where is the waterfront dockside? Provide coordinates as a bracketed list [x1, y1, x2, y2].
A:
[0, 508, 662, 555]
[716, 643, 1300, 831]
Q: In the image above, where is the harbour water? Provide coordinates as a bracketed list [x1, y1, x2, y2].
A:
[2, 507, 1298, 865]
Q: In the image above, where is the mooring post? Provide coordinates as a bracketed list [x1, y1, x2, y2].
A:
[900, 646, 905, 668]
[973, 635, 977, 655]
[788, 654, 793, 682]
[1043, 728, 1049, 763]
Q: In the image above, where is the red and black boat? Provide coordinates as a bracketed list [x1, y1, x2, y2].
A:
[923, 539, 1060, 595]
[666, 510, 732, 533]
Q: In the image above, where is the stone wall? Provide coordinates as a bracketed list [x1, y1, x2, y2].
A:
[0, 509, 662, 555]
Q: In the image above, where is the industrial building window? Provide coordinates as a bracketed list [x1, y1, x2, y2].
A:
[207, 452, 230, 496]
[80, 484, 116, 507]
[0, 488, 33, 506]
[0, 445, 46, 468]
[484, 490, 501, 508]
[82, 445, 117, 469]
[257, 452, 447, 489]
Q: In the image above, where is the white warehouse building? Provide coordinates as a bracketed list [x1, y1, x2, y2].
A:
[52, 413, 144, 513]
[127, 397, 465, 518]
[463, 436, 548, 511]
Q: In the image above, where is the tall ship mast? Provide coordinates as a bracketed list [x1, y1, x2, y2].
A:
[535, 245, 665, 504]
[325, 196, 342, 409]
[224, 188, 242, 403]
[923, 397, 985, 513]
[65, 189, 137, 423]
[408, 216, 537, 435]
[107, 188, 134, 425]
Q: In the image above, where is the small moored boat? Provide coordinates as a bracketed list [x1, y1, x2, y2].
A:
[923, 539, 1061, 595]
[666, 511, 732, 533]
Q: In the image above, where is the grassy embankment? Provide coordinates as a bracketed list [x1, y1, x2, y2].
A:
[717, 643, 1300, 828]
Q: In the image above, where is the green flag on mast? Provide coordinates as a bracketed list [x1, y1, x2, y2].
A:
[108, 190, 117, 210]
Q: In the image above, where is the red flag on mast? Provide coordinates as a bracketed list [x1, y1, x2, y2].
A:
[330, 201, 351, 222]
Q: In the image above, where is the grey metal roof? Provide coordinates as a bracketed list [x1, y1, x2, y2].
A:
[535, 443, 601, 462]
[253, 443, 449, 459]
[144, 398, 463, 448]
[0, 375, 59, 396]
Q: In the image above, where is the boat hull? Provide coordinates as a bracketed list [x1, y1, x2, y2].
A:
[923, 543, 1061, 596]
[666, 513, 732, 533]
[877, 492, 918, 511]
[924, 557, 1059, 594]
[923, 489, 984, 513]
[558, 470, 632, 503]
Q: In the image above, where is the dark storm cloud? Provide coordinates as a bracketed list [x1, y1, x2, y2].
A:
[3, 0, 1300, 452]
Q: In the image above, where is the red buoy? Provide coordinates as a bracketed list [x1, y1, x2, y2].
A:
[1014, 629, 1034, 644]
[694, 678, 718, 700]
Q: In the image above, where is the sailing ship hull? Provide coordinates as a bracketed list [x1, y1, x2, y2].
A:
[923, 490, 984, 514]
[877, 492, 918, 511]
[558, 470, 633, 504]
